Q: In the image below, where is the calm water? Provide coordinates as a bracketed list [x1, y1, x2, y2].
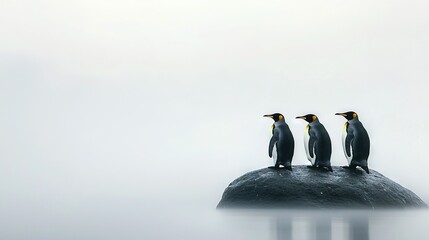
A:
[1, 202, 427, 240]
[216, 209, 429, 240]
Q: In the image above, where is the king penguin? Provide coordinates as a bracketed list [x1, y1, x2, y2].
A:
[263, 113, 295, 170]
[335, 111, 370, 174]
[296, 114, 333, 172]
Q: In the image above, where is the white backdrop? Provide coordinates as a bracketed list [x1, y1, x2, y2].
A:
[1, 0, 429, 228]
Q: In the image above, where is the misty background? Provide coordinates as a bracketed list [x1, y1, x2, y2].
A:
[1, 0, 429, 239]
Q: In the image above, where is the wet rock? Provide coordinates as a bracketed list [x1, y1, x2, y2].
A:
[217, 166, 426, 209]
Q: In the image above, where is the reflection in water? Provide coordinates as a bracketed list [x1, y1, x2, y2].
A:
[276, 217, 292, 240]
[221, 209, 429, 240]
[274, 212, 369, 240]
[314, 216, 331, 240]
[348, 217, 369, 240]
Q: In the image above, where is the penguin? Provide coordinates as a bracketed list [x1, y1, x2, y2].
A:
[335, 111, 370, 174]
[263, 113, 295, 170]
[296, 114, 333, 172]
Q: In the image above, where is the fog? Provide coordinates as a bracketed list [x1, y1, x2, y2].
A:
[1, 0, 429, 239]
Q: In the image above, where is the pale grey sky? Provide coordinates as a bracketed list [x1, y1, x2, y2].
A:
[1, 0, 429, 238]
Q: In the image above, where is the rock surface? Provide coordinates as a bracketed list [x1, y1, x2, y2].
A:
[217, 166, 427, 209]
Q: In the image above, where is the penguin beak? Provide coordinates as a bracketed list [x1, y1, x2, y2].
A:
[263, 114, 273, 118]
[295, 116, 306, 120]
[335, 113, 347, 117]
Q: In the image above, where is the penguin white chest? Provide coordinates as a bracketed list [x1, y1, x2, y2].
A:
[342, 123, 353, 164]
[304, 125, 316, 165]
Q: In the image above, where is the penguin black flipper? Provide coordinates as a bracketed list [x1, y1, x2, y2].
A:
[268, 133, 279, 158]
[308, 129, 317, 159]
[345, 131, 354, 157]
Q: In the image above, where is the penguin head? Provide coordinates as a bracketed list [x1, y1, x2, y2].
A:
[335, 111, 358, 120]
[263, 113, 284, 122]
[295, 114, 318, 123]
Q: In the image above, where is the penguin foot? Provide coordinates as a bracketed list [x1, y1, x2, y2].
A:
[285, 166, 292, 171]
[307, 165, 330, 172]
[268, 166, 280, 170]
[361, 166, 370, 174]
[316, 166, 332, 172]
[343, 165, 368, 174]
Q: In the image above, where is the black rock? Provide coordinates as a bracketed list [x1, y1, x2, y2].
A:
[217, 166, 427, 209]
